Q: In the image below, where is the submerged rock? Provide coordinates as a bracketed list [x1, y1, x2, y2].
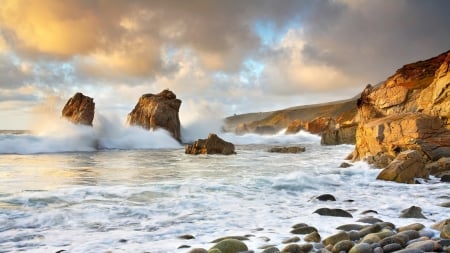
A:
[127, 89, 182, 142]
[185, 133, 236, 155]
[62, 92, 95, 126]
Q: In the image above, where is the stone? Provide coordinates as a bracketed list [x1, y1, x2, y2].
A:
[396, 230, 420, 241]
[282, 243, 313, 253]
[269, 146, 306, 153]
[321, 123, 357, 145]
[358, 224, 382, 237]
[313, 208, 352, 218]
[62, 92, 95, 126]
[188, 248, 208, 253]
[186, 133, 236, 155]
[356, 217, 383, 224]
[210, 236, 249, 243]
[442, 175, 450, 182]
[304, 231, 321, 243]
[397, 223, 425, 232]
[442, 220, 450, 239]
[339, 162, 353, 168]
[127, 89, 182, 141]
[331, 240, 354, 253]
[336, 224, 365, 231]
[291, 226, 318, 235]
[348, 243, 372, 253]
[399, 206, 426, 219]
[178, 234, 195, 240]
[405, 240, 436, 252]
[376, 150, 427, 184]
[426, 157, 450, 178]
[316, 194, 336, 201]
[322, 231, 350, 246]
[209, 239, 248, 253]
[261, 247, 281, 253]
[282, 237, 300, 244]
[383, 243, 403, 253]
[379, 236, 406, 247]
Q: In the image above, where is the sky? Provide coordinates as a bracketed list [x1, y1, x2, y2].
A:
[1, 0, 450, 130]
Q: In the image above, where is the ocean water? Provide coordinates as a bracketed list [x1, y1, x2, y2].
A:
[0, 119, 449, 253]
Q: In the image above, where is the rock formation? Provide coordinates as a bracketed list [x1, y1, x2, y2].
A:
[376, 150, 427, 184]
[185, 133, 236, 155]
[321, 123, 357, 145]
[351, 50, 450, 183]
[61, 92, 95, 126]
[127, 89, 182, 142]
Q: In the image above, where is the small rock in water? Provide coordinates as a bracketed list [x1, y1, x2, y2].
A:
[339, 162, 353, 168]
[313, 208, 352, 218]
[356, 217, 383, 224]
[399, 206, 426, 219]
[178, 245, 191, 249]
[292, 223, 309, 229]
[282, 236, 300, 244]
[316, 194, 336, 201]
[269, 146, 306, 153]
[291, 226, 318, 235]
[178, 234, 195, 240]
[439, 202, 450, 208]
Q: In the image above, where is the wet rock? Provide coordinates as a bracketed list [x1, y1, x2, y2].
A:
[361, 210, 378, 215]
[372, 247, 383, 253]
[187, 248, 208, 253]
[282, 243, 313, 253]
[321, 123, 357, 145]
[313, 208, 353, 218]
[358, 224, 382, 237]
[441, 219, 450, 239]
[316, 194, 336, 201]
[210, 236, 249, 243]
[282, 237, 300, 244]
[348, 231, 361, 241]
[127, 89, 182, 141]
[209, 238, 248, 253]
[332, 240, 354, 253]
[377, 150, 427, 184]
[399, 206, 426, 219]
[178, 245, 190, 249]
[178, 234, 195, 240]
[261, 247, 281, 253]
[186, 133, 236, 155]
[383, 243, 403, 253]
[291, 226, 318, 235]
[323, 231, 350, 246]
[406, 240, 437, 252]
[339, 162, 353, 168]
[442, 175, 450, 182]
[62, 92, 95, 126]
[304, 231, 321, 243]
[348, 243, 372, 253]
[269, 146, 306, 153]
[440, 202, 450, 207]
[377, 222, 396, 230]
[379, 236, 406, 247]
[292, 223, 308, 229]
[397, 230, 420, 242]
[397, 223, 425, 232]
[388, 249, 424, 253]
[337, 224, 366, 231]
[356, 217, 383, 224]
[439, 239, 450, 247]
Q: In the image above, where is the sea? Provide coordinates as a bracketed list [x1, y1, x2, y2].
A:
[0, 115, 449, 253]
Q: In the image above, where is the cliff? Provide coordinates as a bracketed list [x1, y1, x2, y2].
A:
[351, 50, 450, 183]
[127, 89, 182, 142]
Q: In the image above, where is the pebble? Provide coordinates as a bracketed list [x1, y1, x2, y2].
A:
[291, 226, 318, 235]
[356, 217, 383, 224]
[359, 224, 382, 237]
[332, 240, 354, 253]
[178, 234, 196, 240]
[304, 231, 321, 243]
[399, 206, 426, 219]
[210, 235, 249, 243]
[282, 236, 300, 244]
[282, 243, 311, 253]
[317, 194, 337, 201]
[383, 243, 403, 253]
[314, 208, 353, 218]
[323, 231, 350, 246]
[397, 230, 420, 241]
[261, 247, 280, 253]
[397, 223, 425, 232]
[348, 243, 372, 253]
[379, 236, 405, 247]
[336, 224, 366, 231]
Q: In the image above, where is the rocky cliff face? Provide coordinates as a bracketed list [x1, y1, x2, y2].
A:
[352, 50, 450, 183]
[127, 89, 182, 142]
[61, 92, 95, 126]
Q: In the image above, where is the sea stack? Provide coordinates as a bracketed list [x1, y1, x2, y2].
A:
[127, 89, 182, 142]
[61, 92, 95, 126]
[351, 50, 450, 183]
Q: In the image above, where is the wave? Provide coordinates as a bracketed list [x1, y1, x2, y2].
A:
[220, 129, 321, 145]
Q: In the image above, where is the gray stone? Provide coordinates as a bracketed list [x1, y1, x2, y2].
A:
[348, 243, 372, 253]
[291, 226, 318, 235]
[282, 237, 300, 244]
[383, 243, 403, 253]
[332, 240, 355, 253]
[323, 232, 350, 246]
[399, 206, 426, 219]
[314, 208, 353, 218]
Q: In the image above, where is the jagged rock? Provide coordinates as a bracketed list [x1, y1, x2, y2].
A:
[286, 119, 306, 134]
[352, 50, 450, 174]
[127, 89, 182, 141]
[305, 117, 336, 134]
[269, 146, 305, 153]
[321, 123, 357, 145]
[426, 157, 450, 178]
[61, 92, 95, 126]
[185, 133, 236, 155]
[376, 150, 428, 184]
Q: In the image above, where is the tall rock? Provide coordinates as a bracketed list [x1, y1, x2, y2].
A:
[127, 89, 182, 142]
[62, 92, 95, 126]
[351, 50, 450, 182]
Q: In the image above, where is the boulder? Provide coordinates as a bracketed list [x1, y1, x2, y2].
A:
[185, 133, 236, 155]
[425, 157, 450, 178]
[61, 92, 95, 125]
[305, 117, 336, 134]
[127, 89, 182, 142]
[399, 206, 426, 219]
[269, 146, 306, 153]
[376, 150, 428, 184]
[208, 239, 248, 253]
[321, 123, 357, 145]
